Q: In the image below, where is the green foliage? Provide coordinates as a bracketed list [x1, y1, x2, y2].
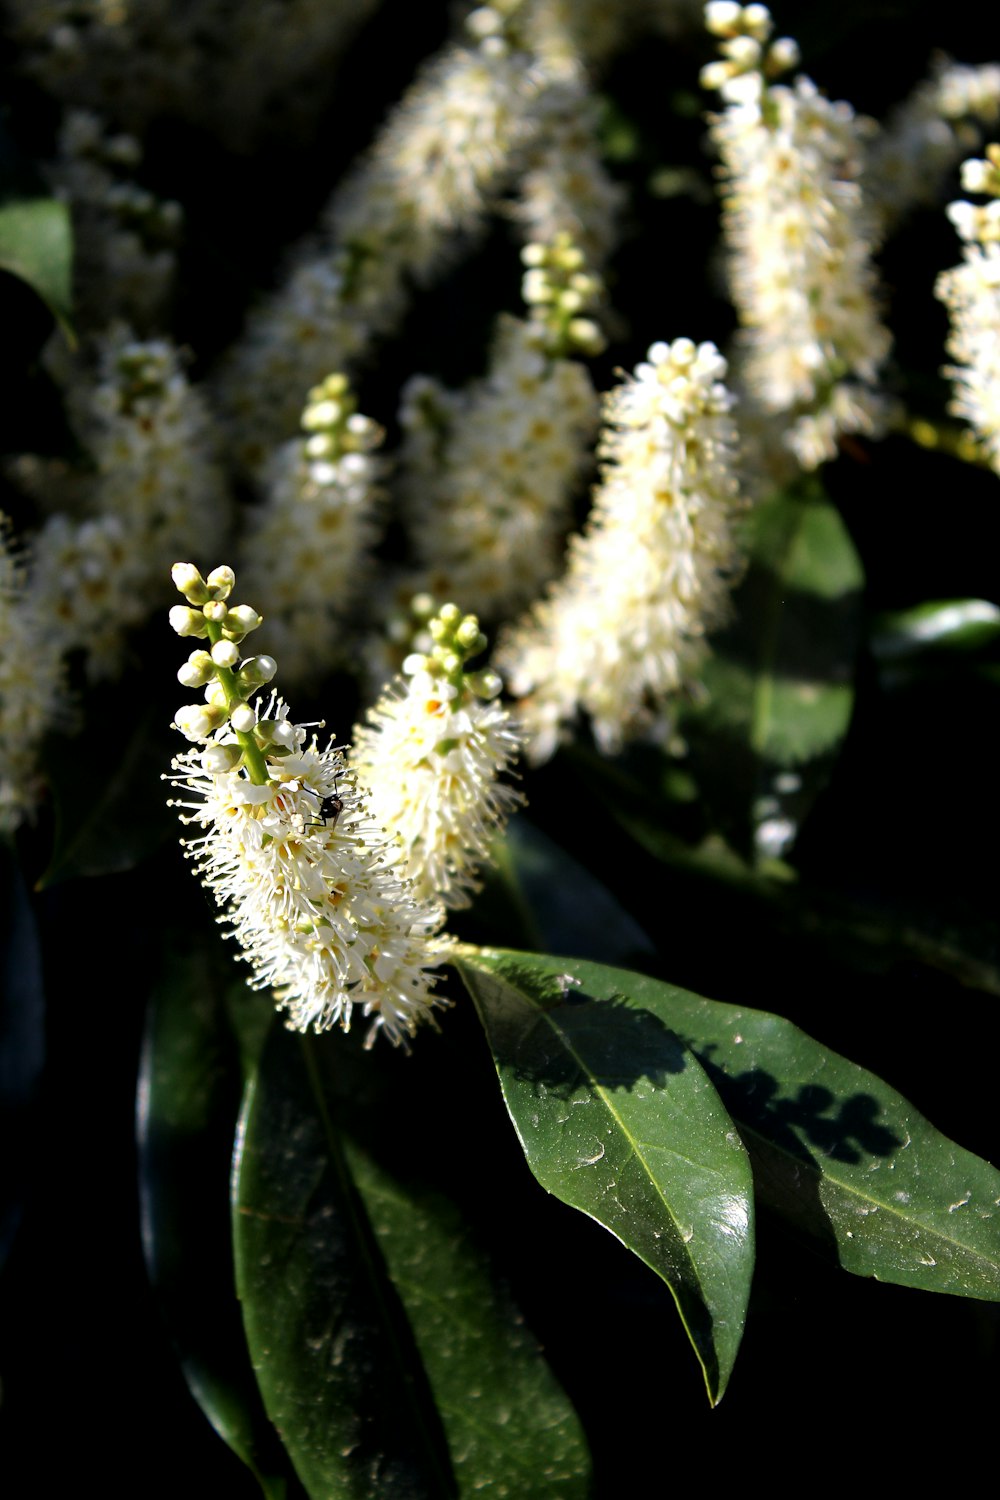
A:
[0, 120, 74, 341]
[2, 3, 999, 1493]
[683, 479, 864, 862]
[456, 949, 755, 1404]
[233, 1023, 590, 1498]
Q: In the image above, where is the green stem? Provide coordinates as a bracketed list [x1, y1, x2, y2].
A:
[204, 618, 272, 786]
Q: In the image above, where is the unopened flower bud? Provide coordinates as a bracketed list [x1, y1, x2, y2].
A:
[211, 639, 240, 668]
[767, 37, 799, 73]
[201, 742, 242, 773]
[169, 604, 208, 638]
[455, 618, 484, 652]
[467, 668, 503, 700]
[270, 720, 297, 749]
[172, 563, 209, 603]
[705, 1, 743, 37]
[206, 565, 236, 599]
[239, 655, 278, 688]
[174, 703, 226, 741]
[203, 600, 228, 623]
[568, 318, 605, 354]
[742, 4, 773, 40]
[177, 650, 214, 687]
[224, 605, 263, 639]
[230, 702, 257, 733]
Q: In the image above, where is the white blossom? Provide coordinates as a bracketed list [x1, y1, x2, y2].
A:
[237, 375, 386, 685]
[169, 707, 449, 1047]
[705, 6, 891, 468]
[500, 338, 746, 761]
[352, 607, 523, 909]
[398, 312, 599, 623]
[28, 328, 230, 680]
[217, 19, 542, 471]
[936, 146, 1000, 471]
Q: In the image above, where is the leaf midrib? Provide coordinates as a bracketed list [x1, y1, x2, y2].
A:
[735, 1116, 1000, 1279]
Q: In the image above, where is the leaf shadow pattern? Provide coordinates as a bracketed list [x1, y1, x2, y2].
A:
[487, 964, 689, 1102]
[692, 1046, 903, 1260]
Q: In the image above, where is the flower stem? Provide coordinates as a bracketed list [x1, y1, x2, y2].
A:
[203, 618, 272, 785]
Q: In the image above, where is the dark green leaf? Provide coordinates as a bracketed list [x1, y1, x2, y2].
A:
[0, 194, 74, 341]
[456, 948, 755, 1404]
[343, 1136, 590, 1497]
[138, 940, 293, 1496]
[685, 479, 864, 862]
[238, 1024, 588, 1498]
[499, 957, 1000, 1301]
[234, 1025, 588, 1496]
[0, 846, 45, 1268]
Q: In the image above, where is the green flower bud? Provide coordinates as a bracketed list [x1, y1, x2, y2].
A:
[211, 639, 240, 668]
[172, 563, 210, 603]
[169, 604, 208, 638]
[206, 565, 236, 599]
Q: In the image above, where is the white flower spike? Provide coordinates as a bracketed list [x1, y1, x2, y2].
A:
[352, 602, 524, 910]
[166, 564, 449, 1048]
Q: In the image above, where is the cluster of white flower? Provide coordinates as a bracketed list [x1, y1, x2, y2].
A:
[217, 5, 543, 471]
[398, 290, 600, 622]
[0, 524, 66, 834]
[29, 328, 230, 679]
[352, 602, 523, 909]
[936, 146, 1000, 471]
[237, 374, 385, 686]
[47, 111, 182, 334]
[703, 3, 891, 469]
[500, 338, 746, 762]
[511, 77, 627, 267]
[866, 60, 1000, 234]
[167, 564, 452, 1047]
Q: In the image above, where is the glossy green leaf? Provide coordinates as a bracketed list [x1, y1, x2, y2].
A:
[0, 847, 45, 1268]
[456, 949, 755, 1403]
[343, 1138, 590, 1497]
[233, 1025, 588, 1497]
[138, 941, 292, 1496]
[684, 479, 864, 862]
[871, 599, 1000, 660]
[485, 956, 1000, 1301]
[0, 192, 74, 340]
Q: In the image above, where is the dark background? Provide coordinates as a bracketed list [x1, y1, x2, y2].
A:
[1, 1, 998, 1491]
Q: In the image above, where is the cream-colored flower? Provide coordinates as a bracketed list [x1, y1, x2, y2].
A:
[398, 312, 598, 623]
[168, 566, 449, 1047]
[238, 374, 386, 684]
[500, 338, 746, 761]
[936, 146, 1000, 471]
[704, 4, 890, 468]
[352, 604, 523, 909]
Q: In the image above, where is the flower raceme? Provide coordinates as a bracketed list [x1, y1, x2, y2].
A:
[702, 3, 891, 470]
[351, 602, 524, 910]
[166, 568, 523, 1046]
[499, 337, 746, 762]
[166, 563, 449, 1047]
[936, 145, 1000, 472]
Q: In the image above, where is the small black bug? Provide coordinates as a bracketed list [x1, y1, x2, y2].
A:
[318, 791, 344, 828]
